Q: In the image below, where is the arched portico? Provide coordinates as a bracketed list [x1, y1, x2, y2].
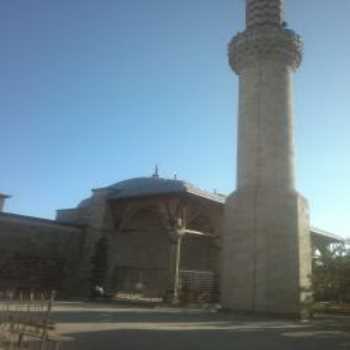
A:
[105, 189, 223, 302]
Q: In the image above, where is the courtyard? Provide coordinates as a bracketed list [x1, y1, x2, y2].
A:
[52, 302, 350, 350]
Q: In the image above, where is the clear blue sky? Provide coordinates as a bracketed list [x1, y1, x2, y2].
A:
[1, 1, 349, 238]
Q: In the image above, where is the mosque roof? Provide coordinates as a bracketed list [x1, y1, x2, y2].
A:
[77, 177, 346, 243]
[102, 176, 226, 204]
[310, 226, 345, 243]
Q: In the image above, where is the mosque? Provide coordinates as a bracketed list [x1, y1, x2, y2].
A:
[0, 0, 345, 314]
[0, 169, 343, 300]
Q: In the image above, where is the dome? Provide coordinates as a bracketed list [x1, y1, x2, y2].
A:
[104, 176, 225, 203]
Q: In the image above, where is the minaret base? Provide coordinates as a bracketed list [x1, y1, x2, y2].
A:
[221, 189, 313, 317]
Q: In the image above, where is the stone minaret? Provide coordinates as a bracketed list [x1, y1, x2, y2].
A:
[221, 0, 312, 316]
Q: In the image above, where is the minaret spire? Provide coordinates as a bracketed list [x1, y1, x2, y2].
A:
[246, 0, 284, 29]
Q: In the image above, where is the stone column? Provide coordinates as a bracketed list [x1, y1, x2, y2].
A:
[221, 0, 312, 316]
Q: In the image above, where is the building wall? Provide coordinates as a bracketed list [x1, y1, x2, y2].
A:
[0, 213, 84, 295]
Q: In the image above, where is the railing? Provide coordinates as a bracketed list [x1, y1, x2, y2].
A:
[0, 290, 72, 350]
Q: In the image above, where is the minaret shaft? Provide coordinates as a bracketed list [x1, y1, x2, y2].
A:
[237, 62, 295, 191]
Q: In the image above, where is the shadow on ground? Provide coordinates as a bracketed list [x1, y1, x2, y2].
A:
[52, 302, 350, 350]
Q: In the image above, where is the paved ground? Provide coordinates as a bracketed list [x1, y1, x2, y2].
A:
[53, 302, 350, 350]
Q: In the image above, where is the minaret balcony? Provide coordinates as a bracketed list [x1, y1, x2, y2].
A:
[229, 28, 303, 74]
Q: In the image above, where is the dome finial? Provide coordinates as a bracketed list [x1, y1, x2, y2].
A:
[152, 164, 159, 178]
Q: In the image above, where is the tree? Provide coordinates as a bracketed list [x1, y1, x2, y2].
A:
[313, 243, 350, 303]
[89, 237, 109, 287]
